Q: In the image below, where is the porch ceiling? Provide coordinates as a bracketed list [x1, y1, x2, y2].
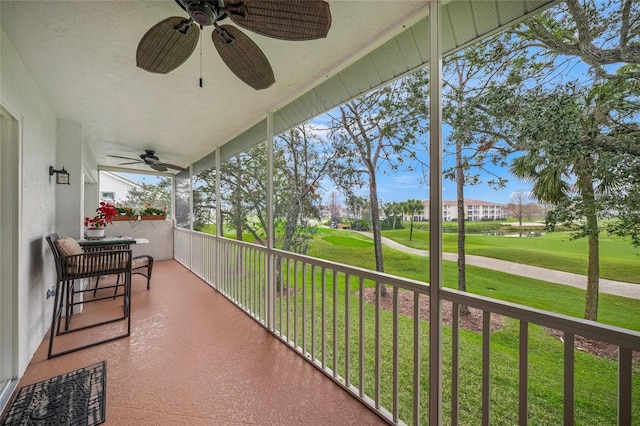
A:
[0, 0, 429, 172]
[1, 1, 556, 174]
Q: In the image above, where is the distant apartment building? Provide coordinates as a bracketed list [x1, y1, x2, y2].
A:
[421, 199, 507, 221]
[319, 203, 347, 220]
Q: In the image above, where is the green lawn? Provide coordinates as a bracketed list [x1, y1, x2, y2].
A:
[380, 228, 640, 284]
[309, 229, 640, 331]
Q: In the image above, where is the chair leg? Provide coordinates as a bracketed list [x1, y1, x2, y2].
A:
[113, 273, 121, 299]
[93, 275, 101, 296]
[146, 258, 153, 289]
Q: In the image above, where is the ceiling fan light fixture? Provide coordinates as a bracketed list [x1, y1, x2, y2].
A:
[185, 0, 219, 26]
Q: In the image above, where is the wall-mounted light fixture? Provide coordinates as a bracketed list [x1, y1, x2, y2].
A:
[49, 166, 70, 185]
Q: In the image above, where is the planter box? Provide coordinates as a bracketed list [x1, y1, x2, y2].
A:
[112, 215, 166, 221]
[140, 215, 166, 221]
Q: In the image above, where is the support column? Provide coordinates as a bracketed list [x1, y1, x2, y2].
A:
[215, 148, 221, 290]
[428, 1, 443, 424]
[266, 112, 275, 330]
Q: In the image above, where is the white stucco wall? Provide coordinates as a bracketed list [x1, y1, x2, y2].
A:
[108, 219, 174, 261]
[1, 29, 58, 374]
[56, 119, 84, 238]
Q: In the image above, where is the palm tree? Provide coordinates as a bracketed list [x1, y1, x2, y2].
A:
[387, 202, 402, 229]
[402, 199, 425, 241]
[511, 153, 603, 321]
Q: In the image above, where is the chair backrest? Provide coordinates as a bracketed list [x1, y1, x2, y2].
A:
[45, 233, 64, 279]
[45, 233, 60, 255]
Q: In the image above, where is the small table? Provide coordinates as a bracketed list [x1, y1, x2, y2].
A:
[76, 236, 148, 248]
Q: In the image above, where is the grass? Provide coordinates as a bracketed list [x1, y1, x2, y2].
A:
[380, 228, 640, 284]
[310, 229, 640, 331]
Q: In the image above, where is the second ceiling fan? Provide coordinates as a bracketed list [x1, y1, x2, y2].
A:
[136, 0, 332, 90]
[109, 150, 185, 172]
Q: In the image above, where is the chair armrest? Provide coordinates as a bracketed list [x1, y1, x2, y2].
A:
[82, 243, 131, 253]
[60, 249, 132, 279]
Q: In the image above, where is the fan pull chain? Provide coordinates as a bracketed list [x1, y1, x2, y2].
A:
[199, 24, 203, 88]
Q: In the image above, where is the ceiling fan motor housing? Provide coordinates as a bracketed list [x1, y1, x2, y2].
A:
[185, 0, 219, 26]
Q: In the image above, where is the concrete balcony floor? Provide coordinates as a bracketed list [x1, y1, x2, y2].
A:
[18, 260, 384, 425]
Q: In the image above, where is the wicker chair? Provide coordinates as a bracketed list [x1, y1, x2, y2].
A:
[45, 233, 133, 358]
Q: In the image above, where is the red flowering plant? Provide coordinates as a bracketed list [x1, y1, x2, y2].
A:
[84, 201, 117, 229]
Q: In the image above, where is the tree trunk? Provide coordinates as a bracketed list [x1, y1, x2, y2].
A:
[579, 171, 600, 321]
[369, 170, 386, 296]
[409, 217, 414, 240]
[281, 200, 301, 253]
[456, 140, 469, 314]
[519, 214, 523, 238]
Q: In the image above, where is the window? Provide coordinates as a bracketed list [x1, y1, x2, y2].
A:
[100, 192, 115, 202]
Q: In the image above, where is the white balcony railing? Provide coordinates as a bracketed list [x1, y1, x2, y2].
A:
[174, 228, 639, 425]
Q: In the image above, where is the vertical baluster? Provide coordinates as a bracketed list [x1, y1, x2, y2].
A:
[564, 333, 574, 425]
[321, 267, 327, 368]
[519, 321, 529, 425]
[482, 311, 491, 426]
[413, 291, 421, 426]
[359, 277, 365, 398]
[375, 281, 381, 408]
[286, 258, 291, 342]
[452, 302, 460, 426]
[294, 261, 299, 348]
[619, 347, 632, 425]
[302, 262, 307, 354]
[311, 264, 316, 360]
[333, 269, 338, 378]
[345, 274, 351, 387]
[392, 285, 399, 423]
[279, 256, 283, 335]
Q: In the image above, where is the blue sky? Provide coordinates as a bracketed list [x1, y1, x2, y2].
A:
[116, 54, 596, 208]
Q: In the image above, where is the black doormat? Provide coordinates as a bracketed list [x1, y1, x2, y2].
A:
[0, 361, 106, 426]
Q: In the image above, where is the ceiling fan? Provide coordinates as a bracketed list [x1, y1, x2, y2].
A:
[108, 150, 185, 172]
[136, 0, 331, 90]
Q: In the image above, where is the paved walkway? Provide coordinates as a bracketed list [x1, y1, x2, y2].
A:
[357, 232, 640, 299]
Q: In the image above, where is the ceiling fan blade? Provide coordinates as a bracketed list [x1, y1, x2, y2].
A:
[150, 164, 169, 172]
[212, 25, 274, 90]
[137, 17, 200, 74]
[159, 162, 186, 171]
[226, 0, 331, 41]
[118, 161, 144, 165]
[108, 155, 141, 161]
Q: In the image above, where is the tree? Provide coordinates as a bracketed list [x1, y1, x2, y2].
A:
[345, 194, 368, 222]
[193, 168, 217, 231]
[520, 0, 640, 81]
[405, 33, 543, 301]
[276, 125, 334, 254]
[402, 199, 425, 241]
[504, 0, 640, 321]
[383, 201, 403, 230]
[329, 82, 424, 295]
[507, 190, 531, 237]
[124, 176, 172, 215]
[327, 192, 341, 224]
[511, 77, 639, 321]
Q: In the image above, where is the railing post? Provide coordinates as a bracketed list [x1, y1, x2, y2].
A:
[266, 111, 276, 331]
[188, 163, 194, 270]
[215, 147, 221, 290]
[428, 1, 443, 424]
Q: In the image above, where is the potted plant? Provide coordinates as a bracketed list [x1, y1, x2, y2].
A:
[115, 204, 136, 216]
[84, 201, 117, 238]
[138, 204, 168, 220]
